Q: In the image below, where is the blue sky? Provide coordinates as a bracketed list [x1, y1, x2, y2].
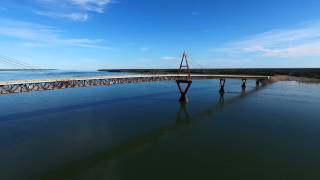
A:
[1, 0, 320, 70]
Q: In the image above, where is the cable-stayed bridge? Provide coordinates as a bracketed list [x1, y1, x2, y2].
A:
[0, 52, 270, 103]
[0, 54, 39, 70]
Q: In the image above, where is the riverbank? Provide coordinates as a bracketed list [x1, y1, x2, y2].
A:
[270, 75, 320, 83]
[100, 68, 320, 82]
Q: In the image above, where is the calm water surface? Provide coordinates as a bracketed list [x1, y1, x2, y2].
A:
[0, 71, 320, 180]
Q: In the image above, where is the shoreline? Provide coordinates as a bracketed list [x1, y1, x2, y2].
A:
[270, 75, 320, 83]
[99, 68, 320, 83]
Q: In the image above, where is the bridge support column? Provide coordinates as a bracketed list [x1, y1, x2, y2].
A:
[241, 79, 247, 90]
[256, 79, 261, 88]
[176, 80, 192, 104]
[219, 79, 226, 94]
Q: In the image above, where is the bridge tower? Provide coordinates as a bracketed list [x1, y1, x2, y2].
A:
[178, 51, 191, 79]
[176, 52, 192, 104]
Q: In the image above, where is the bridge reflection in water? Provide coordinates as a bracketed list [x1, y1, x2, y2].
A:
[33, 84, 266, 180]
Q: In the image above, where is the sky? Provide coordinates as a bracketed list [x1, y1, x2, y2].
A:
[1, 0, 320, 70]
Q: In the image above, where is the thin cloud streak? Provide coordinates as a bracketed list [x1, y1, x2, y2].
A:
[216, 21, 320, 58]
[70, 0, 112, 13]
[33, 0, 113, 21]
[140, 47, 150, 52]
[0, 18, 114, 50]
[34, 11, 89, 22]
[162, 56, 178, 61]
[191, 12, 199, 16]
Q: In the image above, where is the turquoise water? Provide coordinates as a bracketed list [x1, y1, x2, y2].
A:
[0, 71, 320, 180]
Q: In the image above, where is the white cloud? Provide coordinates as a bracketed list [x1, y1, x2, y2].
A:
[33, 0, 112, 21]
[0, 18, 113, 50]
[34, 11, 88, 22]
[140, 47, 150, 52]
[262, 42, 320, 58]
[70, 0, 112, 13]
[217, 21, 320, 58]
[191, 12, 199, 16]
[162, 56, 178, 61]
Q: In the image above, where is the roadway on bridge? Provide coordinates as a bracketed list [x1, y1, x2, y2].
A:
[0, 74, 269, 86]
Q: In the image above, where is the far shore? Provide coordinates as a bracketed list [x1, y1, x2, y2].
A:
[270, 75, 320, 83]
[100, 68, 320, 83]
[1, 68, 319, 83]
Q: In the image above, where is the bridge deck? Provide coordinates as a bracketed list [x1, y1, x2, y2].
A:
[0, 74, 270, 95]
[0, 74, 269, 86]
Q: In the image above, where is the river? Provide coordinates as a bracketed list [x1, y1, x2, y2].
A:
[0, 71, 319, 180]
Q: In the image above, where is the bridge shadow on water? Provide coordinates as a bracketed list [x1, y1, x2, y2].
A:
[30, 85, 267, 180]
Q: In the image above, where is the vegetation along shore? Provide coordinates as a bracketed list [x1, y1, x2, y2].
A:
[99, 68, 320, 82]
